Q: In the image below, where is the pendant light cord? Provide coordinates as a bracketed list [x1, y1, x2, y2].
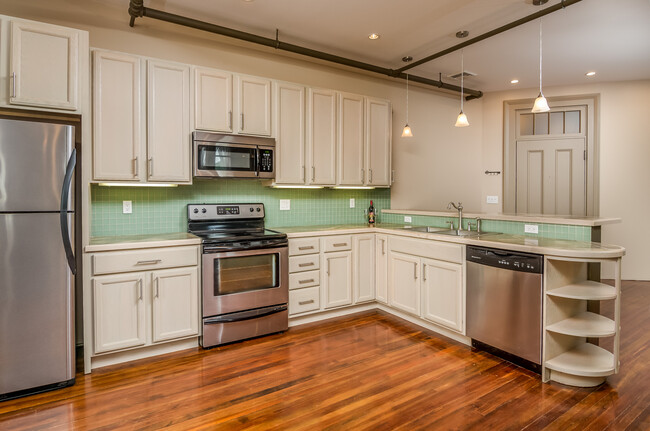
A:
[539, 19, 543, 94]
[406, 73, 409, 123]
[460, 50, 464, 111]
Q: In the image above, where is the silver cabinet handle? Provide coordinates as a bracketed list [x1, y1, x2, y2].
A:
[302, 166, 305, 182]
[391, 170, 395, 184]
[333, 243, 348, 247]
[133, 156, 138, 177]
[298, 278, 315, 284]
[299, 299, 314, 305]
[326, 258, 330, 276]
[414, 262, 418, 280]
[138, 279, 143, 300]
[369, 169, 373, 183]
[298, 246, 314, 251]
[361, 168, 364, 182]
[423, 264, 427, 282]
[298, 262, 314, 267]
[148, 157, 153, 176]
[136, 259, 162, 265]
[311, 166, 315, 182]
[381, 239, 385, 255]
[11, 72, 16, 98]
[241, 113, 244, 131]
[228, 111, 233, 130]
[154, 277, 159, 298]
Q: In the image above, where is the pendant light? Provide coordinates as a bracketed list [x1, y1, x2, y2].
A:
[531, 19, 550, 113]
[401, 73, 413, 137]
[454, 50, 469, 127]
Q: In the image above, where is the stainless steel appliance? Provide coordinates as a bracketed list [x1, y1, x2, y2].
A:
[0, 117, 76, 400]
[193, 132, 275, 179]
[187, 203, 288, 348]
[466, 245, 543, 372]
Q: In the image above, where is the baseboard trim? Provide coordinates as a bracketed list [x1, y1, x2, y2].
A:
[89, 338, 198, 371]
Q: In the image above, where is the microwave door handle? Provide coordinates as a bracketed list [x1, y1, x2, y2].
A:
[60, 148, 76, 275]
[255, 147, 260, 176]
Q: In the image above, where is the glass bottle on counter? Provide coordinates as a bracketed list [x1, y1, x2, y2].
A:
[368, 200, 375, 226]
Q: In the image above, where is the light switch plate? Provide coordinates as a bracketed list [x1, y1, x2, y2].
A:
[404, 216, 412, 223]
[350, 198, 355, 208]
[279, 199, 290, 210]
[487, 195, 499, 204]
[524, 224, 539, 234]
[122, 201, 132, 214]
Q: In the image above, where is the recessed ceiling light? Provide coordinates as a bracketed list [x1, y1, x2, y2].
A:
[368, 33, 380, 40]
[511, 79, 519, 84]
[585, 71, 596, 77]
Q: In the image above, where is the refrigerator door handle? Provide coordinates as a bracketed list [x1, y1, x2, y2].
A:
[60, 148, 76, 275]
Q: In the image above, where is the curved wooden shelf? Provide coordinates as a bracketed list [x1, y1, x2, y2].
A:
[546, 280, 617, 300]
[546, 312, 616, 337]
[545, 343, 615, 377]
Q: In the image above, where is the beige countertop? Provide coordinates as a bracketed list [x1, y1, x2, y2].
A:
[86, 233, 201, 252]
[383, 209, 621, 227]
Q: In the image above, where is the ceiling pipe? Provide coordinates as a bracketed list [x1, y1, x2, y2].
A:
[127, 0, 483, 100]
[397, 0, 583, 74]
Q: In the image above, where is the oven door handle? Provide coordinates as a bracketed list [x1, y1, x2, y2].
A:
[204, 305, 287, 324]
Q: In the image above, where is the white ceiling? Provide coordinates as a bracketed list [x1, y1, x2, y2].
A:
[125, 0, 650, 92]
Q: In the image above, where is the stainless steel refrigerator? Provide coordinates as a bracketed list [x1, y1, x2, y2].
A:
[0, 117, 77, 400]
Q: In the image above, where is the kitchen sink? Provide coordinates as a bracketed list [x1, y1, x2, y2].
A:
[403, 226, 446, 233]
[434, 229, 481, 237]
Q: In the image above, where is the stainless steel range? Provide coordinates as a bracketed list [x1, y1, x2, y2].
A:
[187, 203, 288, 348]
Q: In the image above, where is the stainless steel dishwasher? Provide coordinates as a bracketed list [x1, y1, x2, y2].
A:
[466, 245, 543, 372]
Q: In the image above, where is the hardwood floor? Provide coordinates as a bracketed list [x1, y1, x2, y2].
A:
[1, 281, 649, 430]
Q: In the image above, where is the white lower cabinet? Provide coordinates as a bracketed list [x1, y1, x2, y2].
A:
[388, 251, 421, 315]
[151, 268, 199, 342]
[354, 234, 375, 303]
[420, 258, 464, 332]
[322, 251, 353, 309]
[375, 234, 388, 304]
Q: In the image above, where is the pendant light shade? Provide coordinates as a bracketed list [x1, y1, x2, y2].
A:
[531, 19, 550, 113]
[402, 73, 413, 137]
[454, 50, 469, 127]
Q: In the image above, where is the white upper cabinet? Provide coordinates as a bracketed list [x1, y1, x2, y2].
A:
[194, 67, 233, 132]
[147, 59, 191, 183]
[93, 51, 142, 181]
[307, 88, 337, 185]
[365, 98, 392, 186]
[235, 75, 271, 136]
[337, 92, 365, 185]
[6, 18, 84, 111]
[274, 82, 306, 184]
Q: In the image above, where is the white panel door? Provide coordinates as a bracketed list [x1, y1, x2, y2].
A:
[375, 234, 388, 304]
[307, 88, 337, 185]
[236, 75, 271, 136]
[274, 82, 306, 184]
[151, 268, 199, 343]
[93, 50, 142, 181]
[337, 92, 365, 185]
[365, 98, 392, 186]
[420, 258, 464, 333]
[388, 251, 420, 316]
[147, 59, 191, 183]
[93, 273, 146, 354]
[353, 234, 375, 303]
[10, 20, 79, 110]
[322, 251, 352, 309]
[194, 67, 232, 132]
[516, 138, 586, 216]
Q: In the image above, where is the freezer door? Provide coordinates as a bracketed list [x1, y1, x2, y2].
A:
[0, 213, 75, 395]
[0, 118, 74, 212]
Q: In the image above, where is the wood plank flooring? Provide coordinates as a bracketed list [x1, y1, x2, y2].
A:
[1, 280, 649, 430]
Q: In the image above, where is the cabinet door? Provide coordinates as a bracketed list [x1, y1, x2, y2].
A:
[421, 258, 464, 333]
[194, 67, 233, 132]
[322, 251, 352, 309]
[365, 98, 392, 186]
[388, 251, 420, 316]
[274, 82, 306, 184]
[151, 268, 199, 343]
[9, 20, 79, 110]
[147, 60, 191, 183]
[337, 92, 365, 185]
[93, 50, 142, 181]
[307, 88, 337, 185]
[236, 75, 271, 136]
[93, 273, 146, 354]
[375, 234, 388, 304]
[354, 234, 375, 303]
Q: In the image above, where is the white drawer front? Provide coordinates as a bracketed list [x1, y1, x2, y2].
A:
[289, 237, 320, 256]
[92, 246, 198, 275]
[289, 286, 320, 315]
[289, 270, 320, 290]
[389, 236, 463, 264]
[323, 235, 352, 252]
[289, 254, 320, 273]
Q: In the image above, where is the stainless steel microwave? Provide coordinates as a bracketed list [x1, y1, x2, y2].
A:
[193, 132, 275, 179]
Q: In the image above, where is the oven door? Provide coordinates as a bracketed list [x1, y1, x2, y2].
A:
[202, 246, 288, 316]
[194, 141, 258, 178]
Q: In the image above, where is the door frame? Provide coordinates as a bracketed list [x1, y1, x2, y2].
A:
[503, 95, 598, 216]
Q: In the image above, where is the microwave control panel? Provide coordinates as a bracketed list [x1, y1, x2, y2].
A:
[259, 149, 273, 173]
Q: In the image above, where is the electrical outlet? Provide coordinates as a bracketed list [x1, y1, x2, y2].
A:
[122, 201, 132, 214]
[279, 199, 290, 210]
[486, 195, 499, 204]
[349, 198, 355, 208]
[404, 216, 412, 223]
[524, 224, 539, 234]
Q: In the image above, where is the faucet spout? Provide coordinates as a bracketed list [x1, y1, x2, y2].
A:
[447, 202, 463, 231]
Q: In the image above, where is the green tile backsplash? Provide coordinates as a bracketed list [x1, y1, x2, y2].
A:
[91, 180, 391, 237]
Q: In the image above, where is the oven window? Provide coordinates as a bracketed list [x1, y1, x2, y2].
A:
[198, 145, 256, 171]
[214, 254, 279, 295]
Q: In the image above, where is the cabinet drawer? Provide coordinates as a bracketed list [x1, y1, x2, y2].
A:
[289, 286, 320, 315]
[389, 236, 463, 264]
[289, 237, 320, 256]
[323, 235, 352, 252]
[92, 246, 198, 275]
[289, 254, 320, 273]
[289, 270, 320, 290]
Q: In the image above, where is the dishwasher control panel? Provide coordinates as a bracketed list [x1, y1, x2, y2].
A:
[466, 245, 543, 274]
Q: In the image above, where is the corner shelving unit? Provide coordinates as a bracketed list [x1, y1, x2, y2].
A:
[542, 256, 621, 387]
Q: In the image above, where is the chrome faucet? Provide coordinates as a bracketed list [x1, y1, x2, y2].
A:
[447, 201, 463, 231]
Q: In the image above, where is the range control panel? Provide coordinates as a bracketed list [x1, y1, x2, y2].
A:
[187, 203, 265, 221]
